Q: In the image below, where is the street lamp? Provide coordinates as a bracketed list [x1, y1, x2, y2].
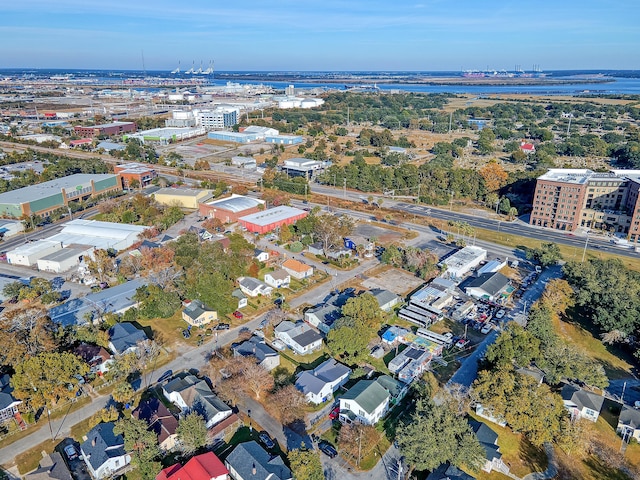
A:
[581, 232, 590, 262]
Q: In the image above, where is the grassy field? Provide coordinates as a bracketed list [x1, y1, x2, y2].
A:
[14, 438, 59, 474]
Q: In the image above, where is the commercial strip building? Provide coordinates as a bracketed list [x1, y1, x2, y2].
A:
[0, 173, 121, 218]
[73, 121, 137, 137]
[153, 188, 213, 209]
[529, 168, 640, 242]
[439, 246, 487, 279]
[113, 163, 157, 188]
[280, 158, 326, 178]
[238, 206, 308, 234]
[198, 194, 265, 223]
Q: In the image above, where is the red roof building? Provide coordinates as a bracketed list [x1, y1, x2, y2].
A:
[238, 206, 308, 234]
[114, 162, 157, 188]
[156, 452, 228, 480]
[69, 138, 93, 147]
[519, 141, 536, 154]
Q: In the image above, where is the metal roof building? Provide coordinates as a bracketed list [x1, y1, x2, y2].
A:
[0, 174, 121, 218]
[198, 194, 265, 223]
[45, 219, 148, 251]
[238, 206, 308, 234]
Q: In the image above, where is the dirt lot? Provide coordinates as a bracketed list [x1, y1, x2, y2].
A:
[360, 265, 424, 296]
[352, 222, 406, 244]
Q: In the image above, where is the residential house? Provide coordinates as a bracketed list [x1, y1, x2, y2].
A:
[156, 452, 228, 480]
[370, 289, 401, 312]
[295, 358, 351, 404]
[516, 366, 545, 386]
[304, 289, 356, 334]
[617, 406, 640, 441]
[108, 322, 148, 355]
[263, 270, 290, 289]
[307, 242, 324, 256]
[464, 272, 511, 302]
[80, 422, 131, 479]
[274, 321, 323, 355]
[475, 404, 507, 427]
[237, 277, 273, 297]
[232, 336, 281, 371]
[426, 463, 476, 480]
[468, 419, 509, 474]
[375, 375, 409, 406]
[254, 249, 270, 263]
[182, 299, 217, 327]
[520, 141, 536, 154]
[162, 374, 232, 429]
[388, 346, 432, 383]
[132, 397, 179, 451]
[26, 452, 73, 480]
[232, 288, 248, 309]
[225, 441, 292, 480]
[0, 374, 22, 427]
[339, 379, 390, 425]
[282, 259, 313, 279]
[73, 343, 113, 375]
[561, 384, 604, 422]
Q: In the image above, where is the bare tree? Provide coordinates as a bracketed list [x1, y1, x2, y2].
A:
[270, 385, 307, 425]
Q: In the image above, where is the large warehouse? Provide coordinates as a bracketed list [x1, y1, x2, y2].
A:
[0, 174, 121, 218]
[6, 219, 147, 267]
[238, 206, 308, 234]
[440, 246, 487, 279]
[154, 188, 213, 209]
[198, 194, 265, 223]
[123, 126, 205, 145]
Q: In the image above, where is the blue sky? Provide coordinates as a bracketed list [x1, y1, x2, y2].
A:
[1, 0, 638, 71]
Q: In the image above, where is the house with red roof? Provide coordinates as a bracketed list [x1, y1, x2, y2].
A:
[519, 141, 536, 154]
[156, 452, 228, 480]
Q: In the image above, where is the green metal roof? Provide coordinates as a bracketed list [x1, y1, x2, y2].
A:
[342, 379, 389, 415]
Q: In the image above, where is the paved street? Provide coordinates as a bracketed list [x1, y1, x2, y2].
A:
[322, 444, 405, 480]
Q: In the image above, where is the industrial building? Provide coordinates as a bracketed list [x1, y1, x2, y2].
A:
[37, 244, 95, 273]
[198, 107, 239, 130]
[74, 121, 137, 137]
[529, 169, 640, 243]
[281, 158, 325, 178]
[113, 163, 157, 188]
[275, 97, 325, 109]
[238, 206, 308, 234]
[231, 156, 257, 169]
[240, 126, 279, 138]
[124, 127, 205, 145]
[198, 194, 265, 223]
[440, 246, 487, 279]
[153, 188, 213, 209]
[207, 131, 261, 143]
[0, 219, 24, 238]
[265, 135, 304, 145]
[6, 219, 147, 268]
[0, 173, 121, 218]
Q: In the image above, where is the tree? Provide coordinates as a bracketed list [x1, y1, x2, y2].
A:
[338, 423, 381, 467]
[2, 280, 25, 300]
[111, 382, 135, 405]
[86, 249, 117, 284]
[478, 161, 508, 192]
[313, 214, 354, 253]
[237, 357, 274, 400]
[270, 385, 307, 425]
[340, 293, 385, 330]
[485, 324, 540, 369]
[11, 352, 89, 410]
[0, 306, 58, 365]
[176, 412, 209, 455]
[327, 326, 370, 365]
[526, 242, 562, 267]
[288, 449, 324, 480]
[114, 417, 160, 480]
[396, 399, 484, 473]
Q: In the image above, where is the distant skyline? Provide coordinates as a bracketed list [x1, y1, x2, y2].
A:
[1, 0, 638, 71]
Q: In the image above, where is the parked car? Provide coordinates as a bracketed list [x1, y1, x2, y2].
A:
[329, 406, 340, 420]
[443, 332, 454, 340]
[271, 339, 286, 351]
[319, 441, 338, 458]
[215, 323, 230, 330]
[182, 329, 191, 339]
[495, 309, 506, 319]
[63, 444, 78, 461]
[480, 324, 492, 334]
[233, 311, 244, 319]
[259, 432, 275, 449]
[455, 338, 470, 349]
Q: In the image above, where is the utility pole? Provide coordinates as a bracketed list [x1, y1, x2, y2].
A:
[347, 106, 350, 126]
[343, 178, 347, 199]
[448, 111, 453, 134]
[581, 233, 590, 262]
[416, 184, 421, 204]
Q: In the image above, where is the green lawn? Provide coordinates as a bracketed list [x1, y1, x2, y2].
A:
[15, 439, 59, 474]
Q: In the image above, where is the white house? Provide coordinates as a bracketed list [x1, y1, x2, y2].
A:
[80, 422, 130, 479]
[561, 384, 604, 422]
[264, 270, 290, 289]
[617, 406, 640, 442]
[295, 359, 351, 404]
[274, 321, 323, 355]
[254, 249, 270, 263]
[339, 379, 390, 425]
[162, 374, 232, 429]
[237, 277, 273, 297]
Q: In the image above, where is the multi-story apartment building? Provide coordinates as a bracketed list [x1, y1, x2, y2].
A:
[530, 168, 640, 243]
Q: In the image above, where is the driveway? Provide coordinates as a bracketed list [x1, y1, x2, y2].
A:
[321, 444, 405, 480]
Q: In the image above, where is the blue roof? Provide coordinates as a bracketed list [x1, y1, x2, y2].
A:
[80, 422, 126, 472]
[225, 441, 291, 480]
[48, 279, 145, 326]
[108, 322, 148, 354]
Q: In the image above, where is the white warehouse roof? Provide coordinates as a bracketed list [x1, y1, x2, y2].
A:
[46, 219, 147, 251]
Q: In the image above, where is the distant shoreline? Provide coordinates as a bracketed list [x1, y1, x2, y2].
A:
[215, 74, 613, 86]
